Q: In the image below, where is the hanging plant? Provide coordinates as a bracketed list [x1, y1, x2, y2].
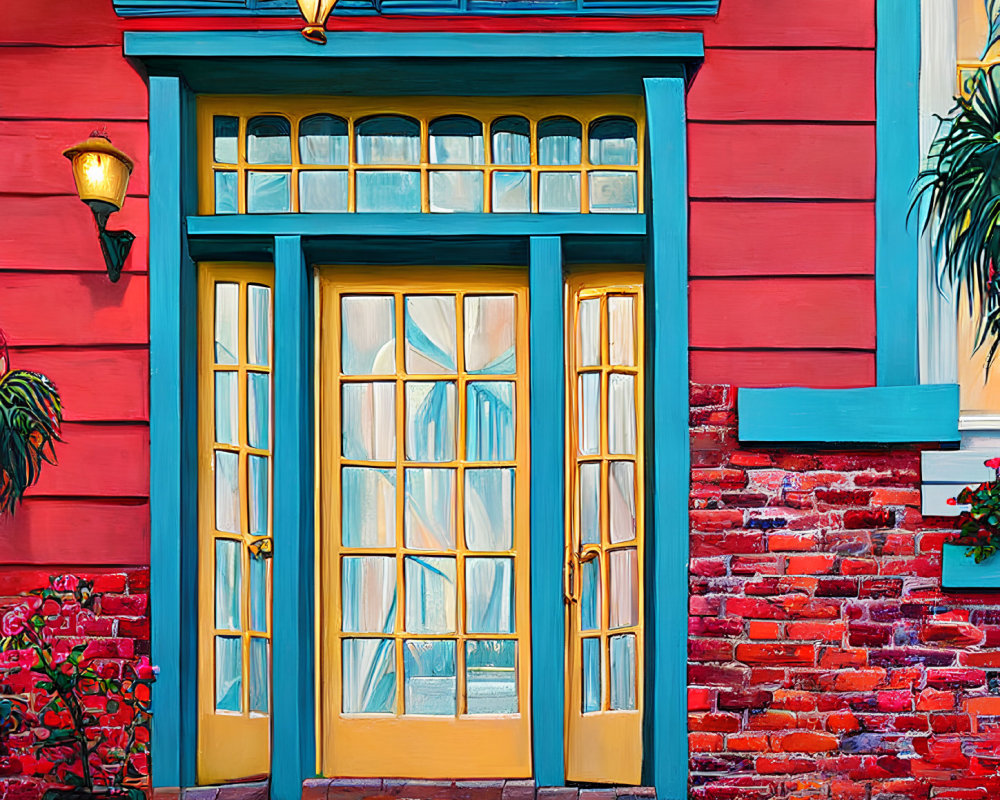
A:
[913, 64, 1000, 371]
[0, 330, 63, 514]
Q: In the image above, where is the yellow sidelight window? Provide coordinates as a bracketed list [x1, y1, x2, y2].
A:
[317, 266, 532, 779]
[197, 263, 274, 784]
[197, 96, 644, 216]
[564, 270, 645, 785]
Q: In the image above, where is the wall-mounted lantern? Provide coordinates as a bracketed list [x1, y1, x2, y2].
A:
[62, 132, 136, 282]
[296, 0, 339, 44]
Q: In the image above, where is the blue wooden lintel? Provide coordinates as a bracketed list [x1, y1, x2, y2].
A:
[737, 385, 961, 445]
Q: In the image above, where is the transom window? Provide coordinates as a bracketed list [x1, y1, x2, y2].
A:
[197, 97, 645, 215]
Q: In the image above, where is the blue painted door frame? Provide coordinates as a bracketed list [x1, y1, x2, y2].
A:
[143, 32, 696, 800]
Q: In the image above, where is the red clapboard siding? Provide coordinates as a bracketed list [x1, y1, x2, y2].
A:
[0, 47, 146, 121]
[2, 0, 126, 46]
[689, 202, 875, 277]
[687, 50, 875, 122]
[697, 0, 875, 48]
[689, 277, 876, 350]
[8, 348, 149, 423]
[0, 196, 148, 272]
[689, 124, 876, 200]
[0, 500, 149, 566]
[691, 350, 876, 389]
[0, 273, 147, 346]
[0, 121, 149, 197]
[29, 423, 149, 498]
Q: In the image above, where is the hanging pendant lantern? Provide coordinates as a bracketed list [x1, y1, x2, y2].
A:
[296, 0, 339, 45]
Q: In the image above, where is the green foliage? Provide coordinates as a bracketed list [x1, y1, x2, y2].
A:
[951, 457, 1000, 561]
[913, 65, 1000, 373]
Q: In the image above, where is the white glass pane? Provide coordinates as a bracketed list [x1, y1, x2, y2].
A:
[429, 116, 484, 164]
[609, 373, 636, 455]
[609, 548, 639, 629]
[466, 640, 517, 715]
[342, 555, 397, 634]
[609, 461, 637, 544]
[466, 557, 514, 634]
[247, 372, 270, 450]
[214, 171, 238, 214]
[213, 116, 238, 164]
[491, 171, 530, 213]
[430, 171, 484, 213]
[342, 382, 396, 461]
[405, 468, 456, 551]
[577, 373, 600, 456]
[465, 468, 514, 551]
[343, 638, 396, 714]
[356, 116, 420, 164]
[491, 117, 530, 166]
[539, 172, 580, 213]
[582, 637, 600, 713]
[247, 171, 291, 213]
[538, 117, 582, 165]
[405, 295, 457, 374]
[467, 382, 515, 462]
[404, 639, 456, 715]
[342, 295, 396, 376]
[580, 556, 600, 632]
[214, 450, 240, 533]
[608, 296, 635, 366]
[247, 116, 291, 164]
[248, 454, 268, 536]
[578, 298, 600, 367]
[214, 538, 242, 630]
[249, 553, 268, 633]
[610, 633, 637, 710]
[404, 556, 456, 634]
[299, 114, 348, 165]
[342, 467, 396, 548]
[248, 284, 271, 367]
[215, 371, 238, 446]
[299, 171, 348, 213]
[405, 382, 456, 462]
[356, 171, 421, 213]
[589, 117, 638, 166]
[589, 171, 638, 214]
[465, 295, 516, 374]
[578, 462, 600, 546]
[214, 283, 239, 365]
[249, 637, 270, 714]
[215, 636, 242, 712]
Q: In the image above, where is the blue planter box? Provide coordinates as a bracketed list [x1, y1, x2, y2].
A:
[942, 542, 1000, 589]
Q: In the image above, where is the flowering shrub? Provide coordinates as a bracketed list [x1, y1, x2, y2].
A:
[0, 575, 154, 799]
[949, 457, 1000, 562]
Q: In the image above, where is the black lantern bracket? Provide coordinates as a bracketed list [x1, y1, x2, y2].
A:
[91, 204, 135, 283]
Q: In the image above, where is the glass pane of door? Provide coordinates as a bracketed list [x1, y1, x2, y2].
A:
[319, 267, 532, 779]
[565, 273, 645, 785]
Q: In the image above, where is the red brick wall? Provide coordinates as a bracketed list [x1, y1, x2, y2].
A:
[688, 385, 1000, 799]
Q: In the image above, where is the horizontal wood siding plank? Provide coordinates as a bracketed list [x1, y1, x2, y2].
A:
[697, 0, 875, 47]
[688, 50, 875, 122]
[0, 273, 148, 346]
[688, 124, 876, 200]
[2, 0, 127, 45]
[690, 201, 875, 277]
[0, 499, 149, 566]
[0, 195, 148, 272]
[921, 483, 969, 517]
[8, 348, 149, 422]
[921, 450, 998, 484]
[690, 277, 875, 349]
[0, 47, 147, 120]
[29, 423, 149, 498]
[0, 121, 149, 197]
[691, 350, 875, 389]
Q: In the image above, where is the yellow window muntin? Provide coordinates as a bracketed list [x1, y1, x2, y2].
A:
[197, 263, 274, 783]
[197, 96, 645, 215]
[317, 266, 533, 778]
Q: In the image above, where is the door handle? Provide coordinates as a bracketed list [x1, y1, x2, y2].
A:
[565, 546, 601, 604]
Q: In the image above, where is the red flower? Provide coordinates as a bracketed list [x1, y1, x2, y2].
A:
[134, 656, 156, 681]
[947, 497, 958, 505]
[51, 575, 80, 594]
[1, 605, 30, 637]
[986, 457, 1000, 470]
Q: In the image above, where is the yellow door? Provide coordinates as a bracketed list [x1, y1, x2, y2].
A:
[317, 266, 532, 779]
[197, 264, 274, 784]
[564, 272, 645, 784]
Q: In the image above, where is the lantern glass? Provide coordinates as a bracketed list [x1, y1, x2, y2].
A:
[63, 136, 134, 214]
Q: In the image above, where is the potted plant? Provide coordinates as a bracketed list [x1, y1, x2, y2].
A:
[941, 457, 1000, 587]
[0, 575, 154, 800]
[0, 329, 63, 514]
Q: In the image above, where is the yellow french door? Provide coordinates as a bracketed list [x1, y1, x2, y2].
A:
[197, 264, 273, 784]
[565, 271, 645, 784]
[318, 266, 532, 778]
